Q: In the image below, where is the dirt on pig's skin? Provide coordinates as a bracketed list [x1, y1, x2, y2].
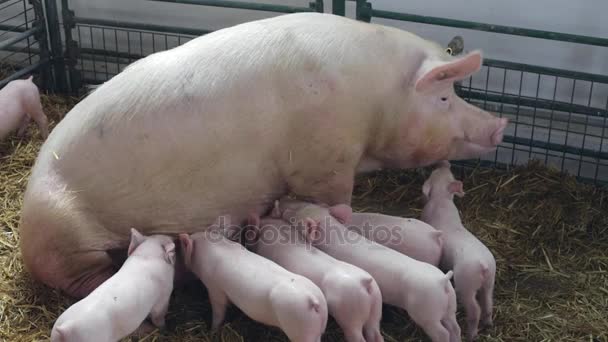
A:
[1, 96, 607, 341]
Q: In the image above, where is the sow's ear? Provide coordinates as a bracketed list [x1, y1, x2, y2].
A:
[128, 228, 146, 256]
[415, 50, 483, 93]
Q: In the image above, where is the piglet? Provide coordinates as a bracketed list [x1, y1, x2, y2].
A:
[179, 215, 328, 342]
[246, 213, 384, 342]
[420, 161, 496, 341]
[275, 198, 462, 342]
[50, 229, 176, 342]
[347, 212, 443, 266]
[0, 76, 48, 141]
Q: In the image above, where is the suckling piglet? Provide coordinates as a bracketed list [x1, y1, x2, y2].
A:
[50, 229, 176, 342]
[179, 215, 328, 342]
[275, 198, 462, 342]
[420, 161, 496, 341]
[246, 213, 384, 342]
[0, 76, 48, 141]
[347, 212, 443, 266]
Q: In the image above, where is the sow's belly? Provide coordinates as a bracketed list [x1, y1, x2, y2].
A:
[43, 116, 287, 237]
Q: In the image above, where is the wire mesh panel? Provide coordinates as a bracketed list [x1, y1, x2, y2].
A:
[72, 23, 201, 86]
[457, 60, 608, 185]
[350, 0, 608, 186]
[0, 0, 49, 89]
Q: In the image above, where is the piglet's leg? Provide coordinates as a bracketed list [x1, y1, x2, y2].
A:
[363, 284, 384, 342]
[421, 321, 450, 342]
[207, 285, 229, 330]
[24, 93, 49, 139]
[16, 114, 30, 137]
[441, 316, 462, 342]
[150, 296, 171, 328]
[478, 283, 494, 328]
[130, 321, 158, 338]
[363, 327, 383, 342]
[343, 330, 366, 342]
[462, 292, 481, 341]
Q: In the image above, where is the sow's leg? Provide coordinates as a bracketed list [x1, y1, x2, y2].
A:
[19, 178, 119, 299]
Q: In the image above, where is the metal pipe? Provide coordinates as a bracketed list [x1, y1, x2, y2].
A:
[469, 99, 608, 128]
[367, 9, 608, 47]
[0, 58, 48, 88]
[78, 47, 141, 63]
[0, 26, 40, 50]
[45, 0, 67, 92]
[484, 58, 608, 84]
[0, 23, 27, 32]
[502, 135, 608, 160]
[332, 0, 345, 15]
[458, 88, 608, 118]
[146, 0, 316, 13]
[74, 17, 211, 36]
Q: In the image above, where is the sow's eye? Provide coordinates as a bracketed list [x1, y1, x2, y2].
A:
[441, 97, 448, 102]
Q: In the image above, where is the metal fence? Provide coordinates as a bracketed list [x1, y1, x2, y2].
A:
[56, 0, 324, 93]
[5, 0, 608, 186]
[0, 0, 50, 89]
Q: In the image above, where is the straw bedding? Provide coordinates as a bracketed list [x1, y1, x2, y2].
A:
[0, 95, 606, 342]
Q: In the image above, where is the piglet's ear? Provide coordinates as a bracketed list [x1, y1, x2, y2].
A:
[415, 50, 483, 93]
[242, 213, 261, 245]
[270, 200, 282, 218]
[304, 218, 320, 242]
[164, 241, 175, 254]
[422, 180, 432, 199]
[448, 180, 465, 198]
[438, 160, 451, 168]
[164, 241, 176, 265]
[128, 228, 146, 256]
[211, 215, 231, 232]
[179, 234, 193, 268]
[247, 212, 260, 228]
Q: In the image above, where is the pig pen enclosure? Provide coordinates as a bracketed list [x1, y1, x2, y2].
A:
[1, 0, 607, 341]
